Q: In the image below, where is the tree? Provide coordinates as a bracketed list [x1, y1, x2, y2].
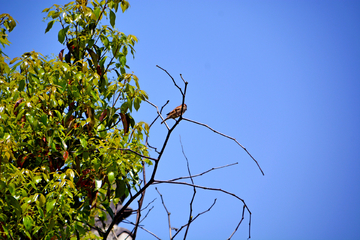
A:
[0, 1, 263, 239]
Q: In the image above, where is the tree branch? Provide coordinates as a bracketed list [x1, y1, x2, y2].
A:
[104, 67, 188, 238]
[179, 136, 196, 239]
[153, 180, 251, 239]
[156, 187, 173, 239]
[166, 162, 238, 182]
[133, 161, 147, 239]
[183, 117, 265, 176]
[172, 198, 217, 239]
[144, 99, 169, 153]
[156, 65, 184, 95]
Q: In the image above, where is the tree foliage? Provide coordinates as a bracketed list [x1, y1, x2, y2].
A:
[0, 0, 150, 239]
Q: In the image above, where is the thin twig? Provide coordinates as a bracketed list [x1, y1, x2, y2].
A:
[180, 74, 187, 84]
[172, 199, 217, 239]
[133, 161, 147, 239]
[156, 65, 184, 95]
[139, 206, 154, 224]
[140, 198, 156, 212]
[227, 205, 249, 240]
[106, 148, 158, 162]
[137, 225, 161, 240]
[122, 219, 162, 240]
[179, 136, 196, 239]
[144, 99, 169, 152]
[183, 117, 265, 176]
[166, 162, 238, 182]
[156, 187, 172, 239]
[156, 65, 188, 130]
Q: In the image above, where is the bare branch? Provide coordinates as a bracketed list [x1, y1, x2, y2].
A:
[111, 148, 158, 162]
[166, 162, 238, 182]
[183, 117, 265, 176]
[123, 219, 161, 240]
[140, 198, 156, 212]
[137, 225, 161, 240]
[156, 65, 184, 95]
[153, 180, 251, 239]
[156, 187, 173, 239]
[180, 74, 188, 84]
[172, 199, 217, 239]
[145, 98, 171, 132]
[179, 136, 196, 239]
[139, 205, 154, 224]
[156, 65, 188, 129]
[144, 99, 169, 127]
[227, 205, 250, 240]
[133, 161, 147, 239]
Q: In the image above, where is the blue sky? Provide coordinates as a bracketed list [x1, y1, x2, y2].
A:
[2, 1, 360, 240]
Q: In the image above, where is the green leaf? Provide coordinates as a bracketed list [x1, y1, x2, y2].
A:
[120, 1, 130, 13]
[38, 194, 46, 208]
[120, 55, 126, 66]
[108, 172, 115, 184]
[110, 10, 116, 28]
[10, 57, 20, 64]
[93, 7, 101, 20]
[23, 215, 33, 231]
[40, 114, 47, 126]
[52, 12, 60, 19]
[115, 179, 127, 199]
[86, 48, 98, 67]
[46, 199, 56, 212]
[45, 20, 55, 33]
[18, 79, 25, 91]
[26, 113, 37, 129]
[80, 137, 87, 148]
[100, 35, 109, 49]
[58, 26, 69, 44]
[105, 205, 114, 219]
[134, 96, 140, 111]
[66, 169, 75, 180]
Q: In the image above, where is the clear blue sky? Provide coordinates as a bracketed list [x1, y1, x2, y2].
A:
[2, 1, 360, 240]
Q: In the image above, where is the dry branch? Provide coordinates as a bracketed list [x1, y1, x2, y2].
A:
[156, 187, 173, 239]
[183, 117, 265, 176]
[153, 180, 252, 239]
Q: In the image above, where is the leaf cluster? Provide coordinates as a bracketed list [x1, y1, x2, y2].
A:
[0, 1, 150, 239]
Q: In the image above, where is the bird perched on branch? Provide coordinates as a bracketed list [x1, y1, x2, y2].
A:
[161, 104, 187, 124]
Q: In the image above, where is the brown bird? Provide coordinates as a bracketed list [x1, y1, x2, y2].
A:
[161, 104, 187, 124]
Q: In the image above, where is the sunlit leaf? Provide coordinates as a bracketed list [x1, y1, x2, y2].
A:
[108, 172, 115, 184]
[93, 7, 101, 20]
[46, 199, 56, 213]
[23, 216, 33, 231]
[80, 137, 87, 148]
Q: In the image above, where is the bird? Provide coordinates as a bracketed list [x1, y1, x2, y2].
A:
[161, 104, 187, 124]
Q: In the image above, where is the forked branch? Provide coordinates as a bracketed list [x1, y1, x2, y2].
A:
[153, 180, 252, 239]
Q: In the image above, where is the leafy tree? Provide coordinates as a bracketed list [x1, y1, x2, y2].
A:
[0, 1, 264, 239]
[0, 0, 150, 239]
